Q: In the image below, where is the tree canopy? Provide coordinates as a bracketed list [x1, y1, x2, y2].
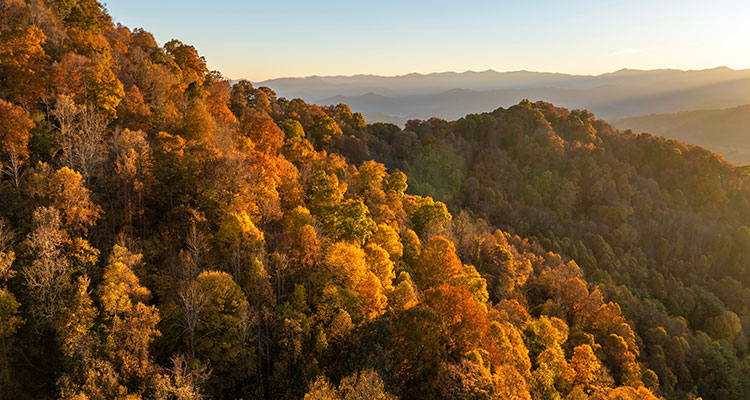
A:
[0, 2, 746, 400]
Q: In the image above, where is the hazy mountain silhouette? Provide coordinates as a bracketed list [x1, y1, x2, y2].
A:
[613, 104, 750, 165]
[253, 67, 750, 126]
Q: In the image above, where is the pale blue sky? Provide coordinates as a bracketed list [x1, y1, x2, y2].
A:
[104, 0, 750, 81]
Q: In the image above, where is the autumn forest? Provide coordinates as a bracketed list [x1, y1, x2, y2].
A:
[1, 1, 749, 400]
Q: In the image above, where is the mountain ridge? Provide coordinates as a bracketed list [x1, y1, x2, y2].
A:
[248, 65, 748, 84]
[247, 67, 750, 141]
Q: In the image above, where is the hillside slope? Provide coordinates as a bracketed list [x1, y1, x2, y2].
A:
[321, 101, 750, 400]
[0, 2, 664, 400]
[1, 2, 749, 400]
[613, 105, 750, 164]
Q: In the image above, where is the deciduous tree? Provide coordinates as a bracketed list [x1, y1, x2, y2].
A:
[0, 99, 33, 188]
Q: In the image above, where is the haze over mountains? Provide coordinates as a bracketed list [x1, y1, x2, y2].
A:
[255, 66, 750, 126]
[613, 105, 750, 165]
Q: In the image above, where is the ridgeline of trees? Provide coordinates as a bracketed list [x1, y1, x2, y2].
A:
[0, 1, 745, 400]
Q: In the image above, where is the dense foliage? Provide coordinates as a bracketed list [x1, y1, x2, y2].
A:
[322, 101, 750, 400]
[0, 1, 744, 400]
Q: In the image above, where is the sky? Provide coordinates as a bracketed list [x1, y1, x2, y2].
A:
[104, 0, 750, 81]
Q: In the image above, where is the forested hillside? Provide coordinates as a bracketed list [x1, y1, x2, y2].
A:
[321, 101, 750, 400]
[0, 1, 745, 400]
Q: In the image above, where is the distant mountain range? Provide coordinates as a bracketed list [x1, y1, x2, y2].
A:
[252, 67, 750, 126]
[613, 104, 750, 165]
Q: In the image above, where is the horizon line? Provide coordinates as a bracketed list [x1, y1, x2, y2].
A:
[237, 65, 748, 84]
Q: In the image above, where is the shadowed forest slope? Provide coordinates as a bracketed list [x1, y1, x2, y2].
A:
[613, 104, 750, 165]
